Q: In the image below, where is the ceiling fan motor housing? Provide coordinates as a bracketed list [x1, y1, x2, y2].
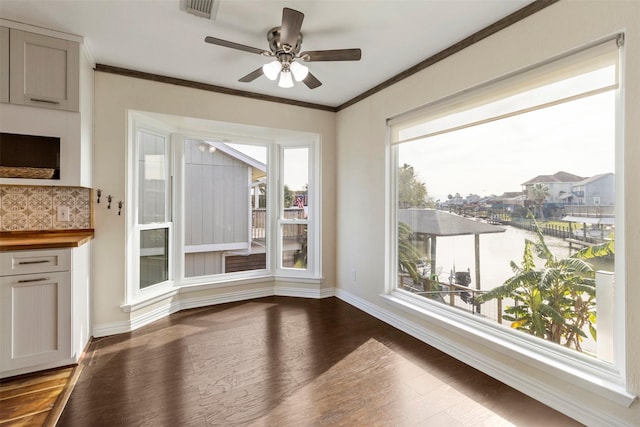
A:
[267, 27, 303, 57]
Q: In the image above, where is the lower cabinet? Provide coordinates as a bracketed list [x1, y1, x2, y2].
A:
[0, 248, 78, 378]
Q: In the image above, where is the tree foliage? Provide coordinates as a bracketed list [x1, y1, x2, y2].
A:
[477, 213, 613, 352]
[398, 221, 423, 283]
[528, 183, 549, 220]
[284, 185, 294, 208]
[398, 164, 429, 208]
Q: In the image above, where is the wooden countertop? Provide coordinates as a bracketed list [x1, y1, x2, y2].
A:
[0, 230, 95, 251]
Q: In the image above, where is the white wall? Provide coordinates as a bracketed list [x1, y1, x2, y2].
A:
[92, 73, 336, 331]
[335, 2, 639, 425]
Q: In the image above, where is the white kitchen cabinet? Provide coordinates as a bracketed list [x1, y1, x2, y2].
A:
[0, 248, 72, 377]
[0, 26, 8, 104]
[6, 28, 79, 112]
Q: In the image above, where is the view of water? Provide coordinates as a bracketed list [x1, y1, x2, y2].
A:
[430, 224, 614, 292]
[423, 224, 614, 357]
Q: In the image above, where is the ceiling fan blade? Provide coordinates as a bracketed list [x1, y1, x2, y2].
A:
[238, 67, 264, 83]
[303, 72, 322, 89]
[300, 49, 362, 62]
[204, 36, 268, 56]
[280, 8, 304, 48]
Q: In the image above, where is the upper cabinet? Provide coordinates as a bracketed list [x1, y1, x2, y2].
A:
[0, 27, 8, 104]
[1, 27, 79, 112]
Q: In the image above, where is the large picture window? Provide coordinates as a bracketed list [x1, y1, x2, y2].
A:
[390, 36, 622, 365]
[183, 139, 268, 277]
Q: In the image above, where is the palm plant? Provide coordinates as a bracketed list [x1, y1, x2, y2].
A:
[398, 221, 423, 284]
[477, 214, 614, 351]
[528, 183, 549, 220]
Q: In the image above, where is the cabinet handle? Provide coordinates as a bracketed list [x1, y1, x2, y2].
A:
[30, 98, 60, 105]
[17, 277, 50, 283]
[17, 260, 50, 265]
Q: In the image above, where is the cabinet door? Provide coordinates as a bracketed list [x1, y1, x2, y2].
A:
[0, 27, 8, 104]
[0, 272, 71, 372]
[9, 29, 79, 111]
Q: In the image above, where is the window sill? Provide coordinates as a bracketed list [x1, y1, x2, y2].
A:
[121, 283, 179, 313]
[121, 274, 325, 313]
[380, 290, 636, 408]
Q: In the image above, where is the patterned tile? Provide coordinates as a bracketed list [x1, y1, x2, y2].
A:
[0, 185, 93, 231]
[2, 212, 28, 231]
[2, 193, 28, 212]
[28, 212, 53, 230]
[29, 192, 53, 211]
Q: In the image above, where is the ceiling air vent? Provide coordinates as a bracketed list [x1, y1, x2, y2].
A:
[181, 0, 220, 20]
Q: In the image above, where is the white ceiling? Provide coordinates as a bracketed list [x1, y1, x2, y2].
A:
[0, 0, 532, 108]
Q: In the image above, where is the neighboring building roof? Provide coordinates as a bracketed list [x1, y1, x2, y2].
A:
[572, 172, 614, 186]
[398, 209, 505, 236]
[521, 171, 584, 186]
[202, 140, 267, 181]
[500, 191, 524, 198]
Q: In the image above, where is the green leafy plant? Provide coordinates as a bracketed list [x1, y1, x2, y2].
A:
[398, 221, 423, 283]
[477, 214, 614, 352]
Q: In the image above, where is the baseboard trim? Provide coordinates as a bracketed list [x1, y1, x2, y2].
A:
[93, 284, 336, 338]
[335, 289, 634, 427]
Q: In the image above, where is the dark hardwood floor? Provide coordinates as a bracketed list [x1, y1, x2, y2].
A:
[57, 296, 582, 426]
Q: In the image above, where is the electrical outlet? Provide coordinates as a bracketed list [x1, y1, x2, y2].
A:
[351, 269, 357, 281]
[57, 206, 71, 222]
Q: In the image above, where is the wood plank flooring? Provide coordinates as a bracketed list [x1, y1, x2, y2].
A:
[56, 296, 583, 426]
[0, 365, 79, 427]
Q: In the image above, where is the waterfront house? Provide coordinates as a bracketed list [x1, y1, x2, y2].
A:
[571, 172, 615, 207]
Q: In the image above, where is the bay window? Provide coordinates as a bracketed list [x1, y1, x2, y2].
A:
[128, 113, 320, 302]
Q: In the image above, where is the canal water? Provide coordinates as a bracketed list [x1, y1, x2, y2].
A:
[429, 224, 613, 357]
[431, 224, 614, 292]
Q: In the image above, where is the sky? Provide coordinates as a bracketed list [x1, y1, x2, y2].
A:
[227, 143, 309, 191]
[228, 62, 617, 200]
[398, 90, 616, 202]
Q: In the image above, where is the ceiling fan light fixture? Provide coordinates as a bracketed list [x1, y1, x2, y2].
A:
[262, 60, 281, 81]
[278, 70, 294, 88]
[290, 61, 309, 82]
[204, 7, 362, 90]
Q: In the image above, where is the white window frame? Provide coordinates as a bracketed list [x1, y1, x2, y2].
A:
[125, 113, 322, 305]
[126, 114, 176, 303]
[176, 133, 273, 282]
[385, 35, 634, 406]
[276, 142, 318, 277]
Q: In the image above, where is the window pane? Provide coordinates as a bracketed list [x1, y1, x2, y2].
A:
[282, 224, 307, 269]
[183, 140, 267, 277]
[140, 228, 169, 289]
[138, 131, 168, 224]
[396, 90, 615, 361]
[283, 147, 309, 218]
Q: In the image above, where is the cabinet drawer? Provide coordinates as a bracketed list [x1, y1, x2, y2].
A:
[0, 249, 71, 276]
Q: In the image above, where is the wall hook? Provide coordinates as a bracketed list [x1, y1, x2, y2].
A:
[118, 201, 123, 216]
[107, 195, 113, 209]
[96, 189, 102, 203]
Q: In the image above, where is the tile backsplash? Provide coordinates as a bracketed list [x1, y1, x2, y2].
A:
[0, 185, 92, 231]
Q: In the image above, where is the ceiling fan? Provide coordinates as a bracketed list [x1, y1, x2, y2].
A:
[204, 7, 362, 89]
